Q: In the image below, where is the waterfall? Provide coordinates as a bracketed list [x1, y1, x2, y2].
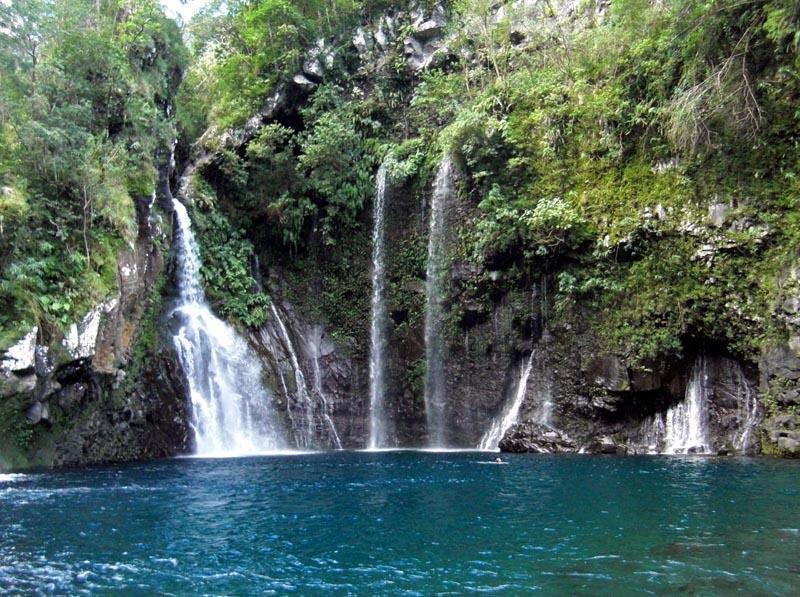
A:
[479, 352, 536, 450]
[534, 362, 554, 428]
[638, 413, 666, 454]
[637, 356, 759, 455]
[307, 325, 343, 450]
[170, 199, 287, 456]
[664, 355, 710, 454]
[424, 154, 454, 448]
[732, 363, 759, 453]
[368, 164, 391, 449]
[269, 304, 341, 450]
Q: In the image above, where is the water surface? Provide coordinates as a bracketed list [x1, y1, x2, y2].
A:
[1, 453, 798, 595]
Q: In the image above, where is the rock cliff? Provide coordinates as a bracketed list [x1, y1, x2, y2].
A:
[0, 193, 190, 469]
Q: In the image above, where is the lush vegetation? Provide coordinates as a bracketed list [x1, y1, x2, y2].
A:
[0, 0, 186, 347]
[5, 0, 798, 370]
[180, 0, 799, 368]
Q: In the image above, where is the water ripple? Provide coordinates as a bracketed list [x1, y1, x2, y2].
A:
[1, 453, 799, 595]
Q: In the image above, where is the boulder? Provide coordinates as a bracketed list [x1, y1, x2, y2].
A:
[708, 200, 730, 227]
[1, 327, 38, 373]
[499, 421, 577, 453]
[26, 400, 50, 425]
[302, 57, 324, 80]
[0, 371, 37, 398]
[760, 342, 800, 382]
[762, 414, 800, 456]
[353, 27, 373, 56]
[293, 73, 318, 91]
[584, 435, 625, 454]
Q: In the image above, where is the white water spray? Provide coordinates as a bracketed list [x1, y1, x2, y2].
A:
[170, 200, 287, 456]
[664, 355, 710, 454]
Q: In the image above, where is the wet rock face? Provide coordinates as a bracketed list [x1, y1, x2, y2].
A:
[491, 332, 763, 457]
[53, 353, 191, 467]
[584, 355, 630, 392]
[759, 337, 800, 457]
[254, 299, 367, 449]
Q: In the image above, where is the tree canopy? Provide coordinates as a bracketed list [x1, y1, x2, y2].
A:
[0, 0, 186, 346]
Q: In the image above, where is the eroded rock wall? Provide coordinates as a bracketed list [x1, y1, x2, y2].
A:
[0, 195, 190, 470]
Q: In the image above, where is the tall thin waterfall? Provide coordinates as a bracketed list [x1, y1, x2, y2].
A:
[368, 164, 391, 449]
[424, 155, 454, 448]
[664, 355, 710, 454]
[479, 352, 536, 450]
[170, 199, 287, 455]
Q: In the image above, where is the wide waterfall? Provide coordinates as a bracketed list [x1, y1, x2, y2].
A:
[636, 354, 760, 455]
[170, 199, 287, 455]
[424, 154, 454, 448]
[479, 352, 536, 450]
[368, 164, 391, 449]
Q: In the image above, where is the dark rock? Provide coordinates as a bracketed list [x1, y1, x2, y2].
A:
[717, 445, 735, 456]
[584, 355, 630, 391]
[777, 389, 800, 407]
[760, 414, 800, 456]
[499, 422, 577, 453]
[0, 371, 36, 398]
[585, 435, 625, 454]
[55, 358, 94, 385]
[630, 367, 661, 392]
[56, 382, 87, 414]
[760, 342, 800, 381]
[452, 263, 483, 280]
[591, 394, 623, 414]
[25, 400, 50, 425]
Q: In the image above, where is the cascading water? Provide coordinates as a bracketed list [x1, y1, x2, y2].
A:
[424, 154, 454, 448]
[368, 164, 391, 449]
[307, 325, 343, 450]
[639, 413, 666, 454]
[269, 304, 342, 450]
[479, 352, 536, 450]
[664, 355, 710, 454]
[170, 200, 287, 456]
[732, 363, 759, 453]
[270, 304, 315, 448]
